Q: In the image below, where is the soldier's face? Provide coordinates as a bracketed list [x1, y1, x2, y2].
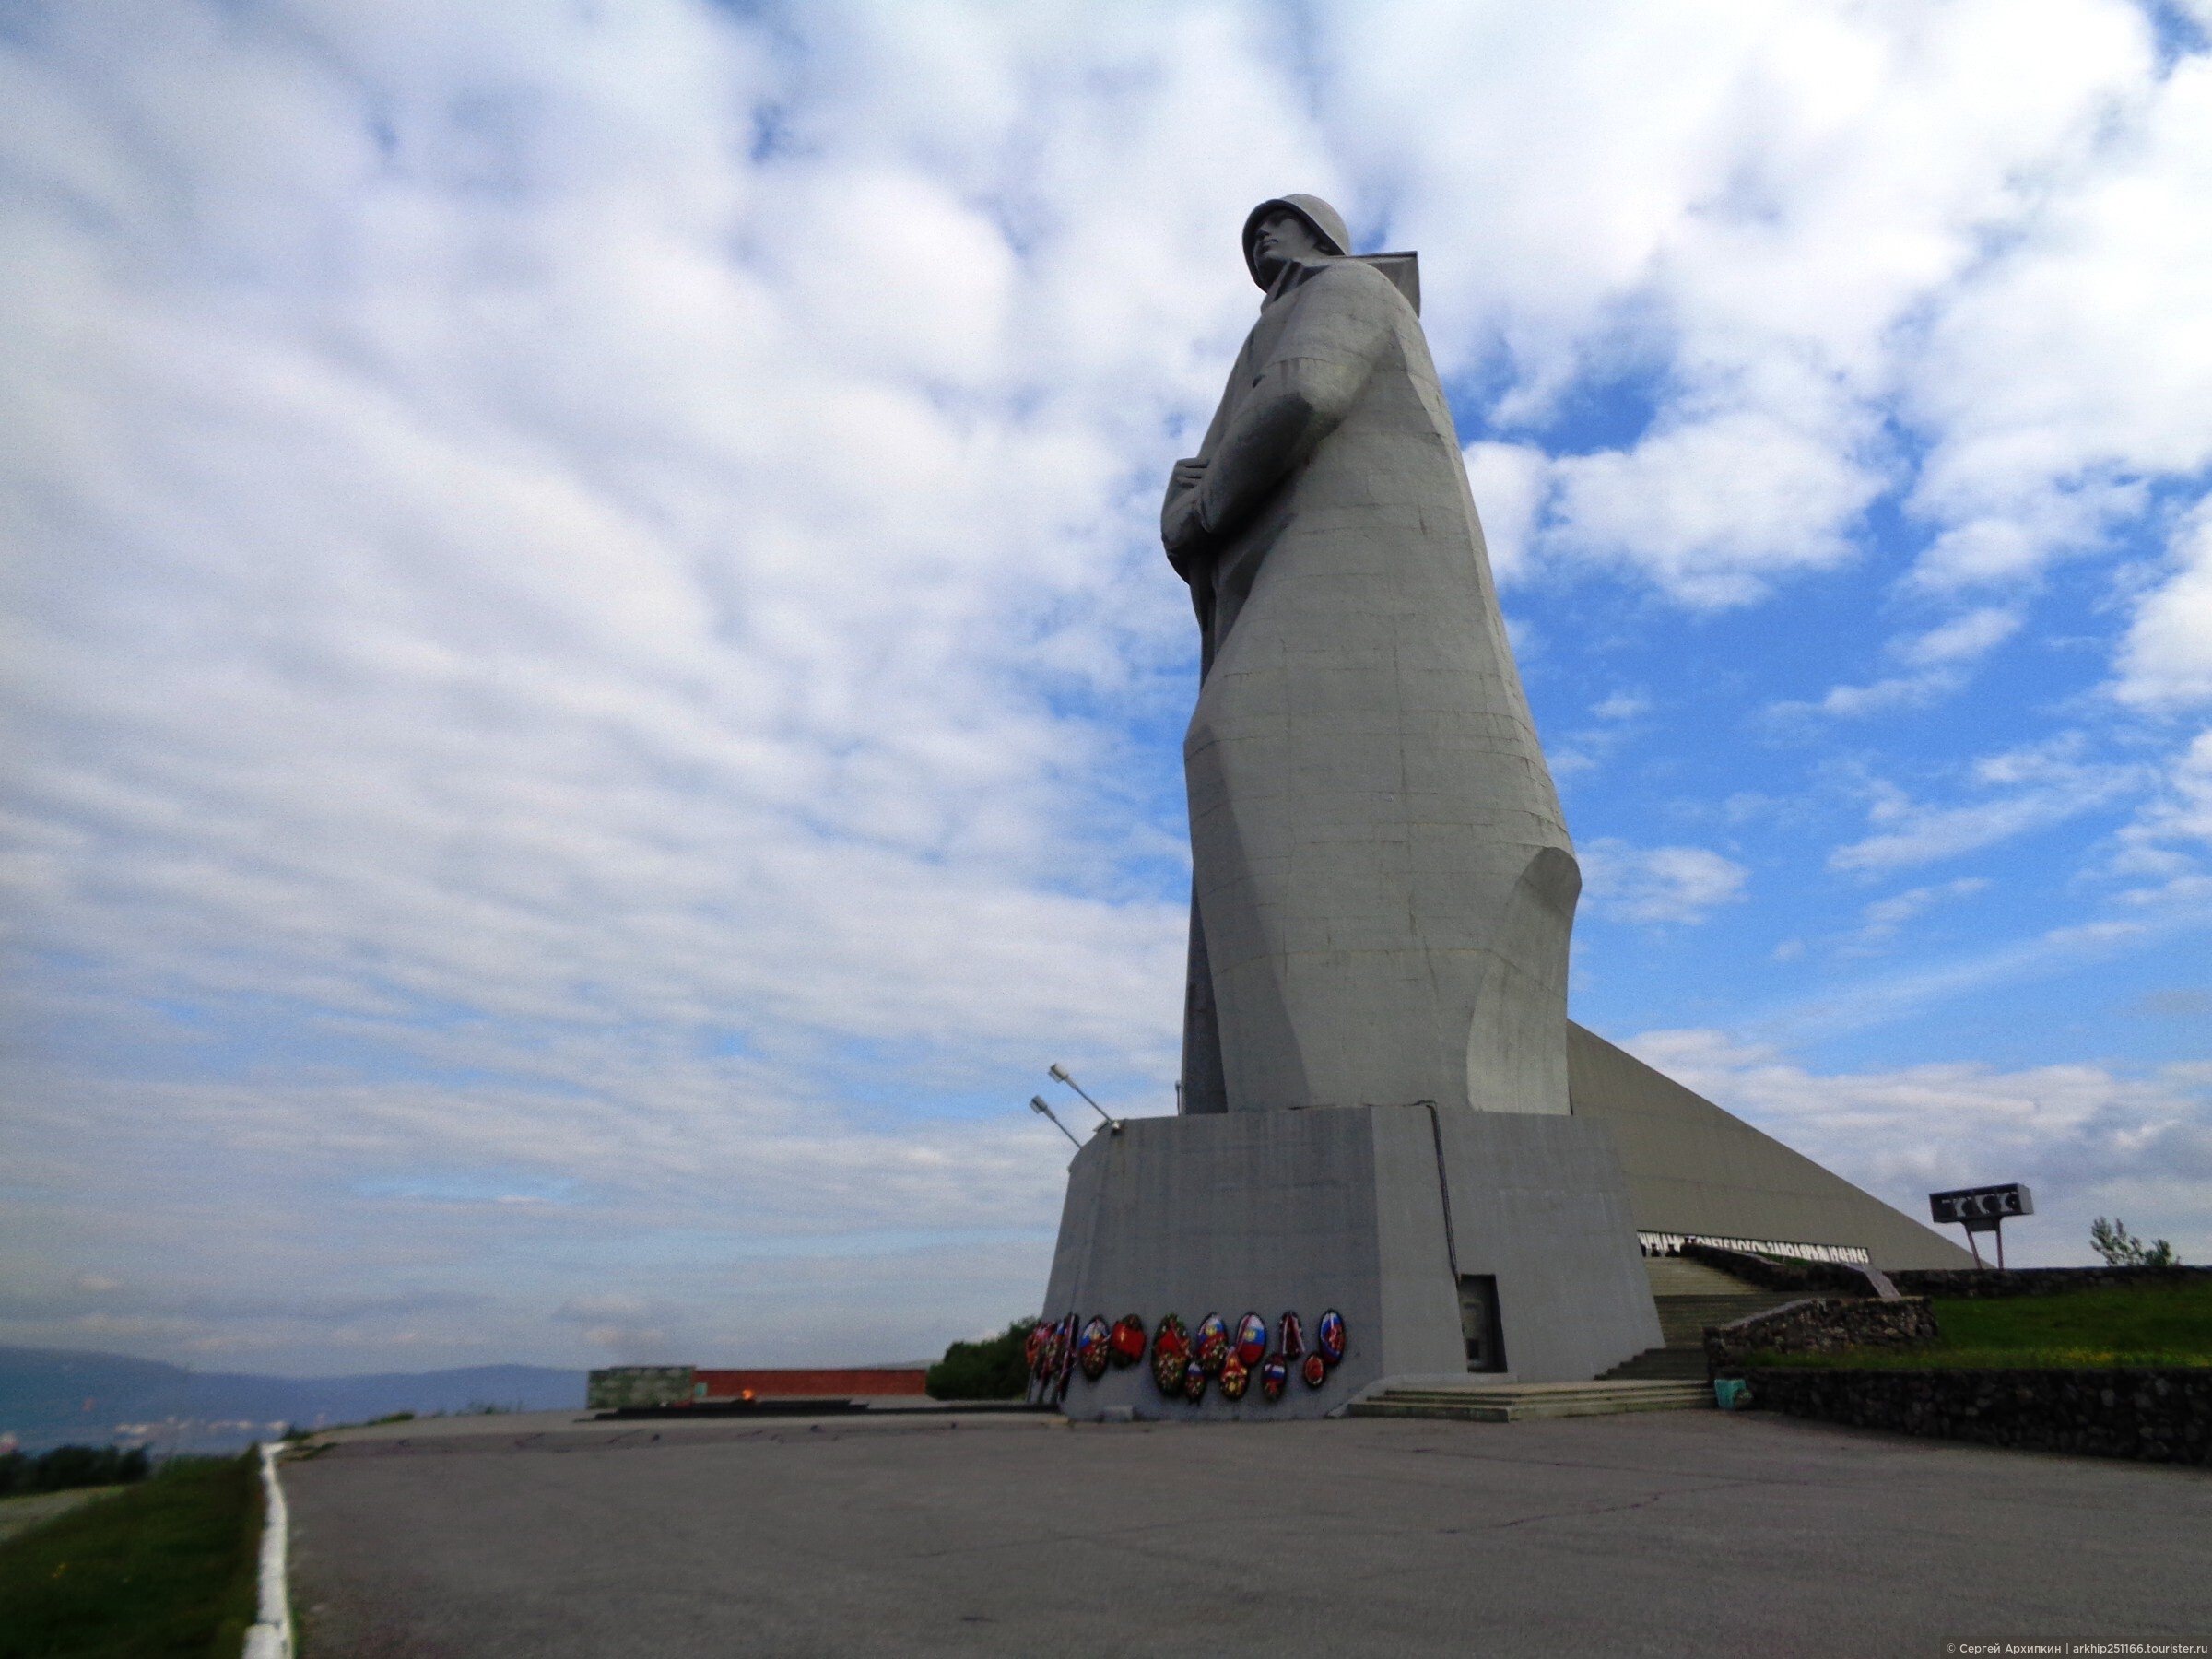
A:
[1253, 211, 1324, 281]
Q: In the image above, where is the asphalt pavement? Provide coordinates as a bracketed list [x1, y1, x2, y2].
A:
[283, 1406, 2212, 1657]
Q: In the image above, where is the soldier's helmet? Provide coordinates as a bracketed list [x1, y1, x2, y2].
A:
[1241, 194, 1351, 287]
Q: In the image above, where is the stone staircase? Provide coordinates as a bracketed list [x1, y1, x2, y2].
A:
[1597, 1257, 1824, 1382]
[1344, 1257, 1844, 1421]
[1349, 1379, 1713, 1422]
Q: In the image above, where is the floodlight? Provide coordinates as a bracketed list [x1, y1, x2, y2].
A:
[1028, 1094, 1080, 1147]
[1047, 1063, 1116, 1127]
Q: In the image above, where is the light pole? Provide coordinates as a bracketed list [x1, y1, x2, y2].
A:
[1048, 1063, 1118, 1130]
[1028, 1094, 1081, 1148]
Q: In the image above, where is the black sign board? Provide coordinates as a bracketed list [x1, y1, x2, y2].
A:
[1929, 1183, 2033, 1228]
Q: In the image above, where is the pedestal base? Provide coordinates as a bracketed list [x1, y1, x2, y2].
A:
[1039, 1104, 1664, 1421]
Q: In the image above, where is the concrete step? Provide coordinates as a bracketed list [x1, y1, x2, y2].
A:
[1600, 1350, 1711, 1380]
[1652, 1293, 1808, 1347]
[1351, 1399, 1711, 1422]
[1365, 1380, 1712, 1402]
[1373, 1389, 1711, 1410]
[1600, 1290, 1821, 1383]
[1643, 1256, 1762, 1296]
[1349, 1380, 1714, 1423]
[1652, 1294, 1810, 1313]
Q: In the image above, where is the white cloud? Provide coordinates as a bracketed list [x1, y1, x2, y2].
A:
[1543, 407, 1884, 607]
[1898, 606, 2024, 669]
[2118, 728, 2212, 879]
[1541, 690, 1653, 781]
[1463, 441, 1550, 583]
[1853, 877, 1990, 946]
[552, 1294, 669, 1359]
[1830, 795, 2077, 874]
[1580, 840, 1749, 925]
[1906, 46, 2212, 583]
[1830, 738, 2141, 872]
[1619, 1028, 2212, 1266]
[0, 0, 1253, 1369]
[2115, 503, 2212, 709]
[1738, 904, 2212, 1045]
[1323, 0, 2181, 606]
[1788, 674, 1953, 720]
[2106, 504, 2212, 888]
[1771, 606, 2024, 720]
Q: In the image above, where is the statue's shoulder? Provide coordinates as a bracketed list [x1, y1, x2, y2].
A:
[1310, 257, 1394, 295]
[1301, 257, 1414, 323]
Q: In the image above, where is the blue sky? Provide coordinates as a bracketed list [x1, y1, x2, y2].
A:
[3, 0, 2209, 1375]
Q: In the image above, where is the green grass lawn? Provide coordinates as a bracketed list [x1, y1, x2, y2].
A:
[0, 1454, 262, 1659]
[1759, 1282, 2212, 1371]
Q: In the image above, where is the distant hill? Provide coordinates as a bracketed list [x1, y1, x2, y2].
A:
[0, 1345, 586, 1453]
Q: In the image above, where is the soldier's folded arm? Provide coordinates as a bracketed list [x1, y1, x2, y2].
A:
[1196, 271, 1393, 538]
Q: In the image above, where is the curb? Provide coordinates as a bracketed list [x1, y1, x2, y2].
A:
[243, 1442, 293, 1659]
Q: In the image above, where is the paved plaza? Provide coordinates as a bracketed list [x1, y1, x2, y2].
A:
[285, 1406, 2212, 1657]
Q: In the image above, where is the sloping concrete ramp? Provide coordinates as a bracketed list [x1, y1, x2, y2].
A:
[1567, 1023, 1974, 1271]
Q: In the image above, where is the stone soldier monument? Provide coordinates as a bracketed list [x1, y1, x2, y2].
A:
[1164, 194, 1577, 1123]
[1039, 197, 1970, 1420]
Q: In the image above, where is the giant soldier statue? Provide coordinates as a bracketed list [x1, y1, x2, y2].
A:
[1163, 194, 1577, 1120]
[1037, 197, 1969, 1421]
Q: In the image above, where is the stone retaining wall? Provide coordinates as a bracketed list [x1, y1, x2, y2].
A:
[1888, 1265, 2212, 1299]
[1744, 1366, 2212, 1464]
[1706, 1297, 1936, 1376]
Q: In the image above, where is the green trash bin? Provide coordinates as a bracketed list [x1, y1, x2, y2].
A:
[1713, 1378, 1752, 1411]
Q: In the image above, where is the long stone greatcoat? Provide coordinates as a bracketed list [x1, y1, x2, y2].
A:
[1171, 248, 1579, 1117]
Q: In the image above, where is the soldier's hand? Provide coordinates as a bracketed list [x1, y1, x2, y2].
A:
[1162, 488, 1209, 559]
[1163, 459, 1208, 558]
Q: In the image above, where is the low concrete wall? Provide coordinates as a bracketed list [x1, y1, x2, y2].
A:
[693, 1368, 928, 1400]
[586, 1366, 693, 1409]
[1706, 1298, 1936, 1376]
[1745, 1367, 2212, 1465]
[1889, 1265, 2212, 1299]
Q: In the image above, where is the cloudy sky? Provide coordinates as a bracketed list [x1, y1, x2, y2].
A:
[5, 0, 2209, 1377]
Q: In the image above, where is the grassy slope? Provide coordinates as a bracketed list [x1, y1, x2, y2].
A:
[1761, 1283, 2212, 1371]
[0, 1491, 124, 1549]
[0, 1455, 261, 1659]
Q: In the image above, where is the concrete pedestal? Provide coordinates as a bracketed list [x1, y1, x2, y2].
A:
[1039, 1104, 1662, 1421]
